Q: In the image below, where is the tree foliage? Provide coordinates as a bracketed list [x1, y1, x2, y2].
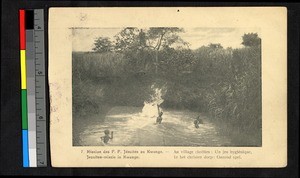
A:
[92, 37, 113, 53]
[208, 43, 223, 49]
[241, 33, 261, 47]
[77, 29, 262, 146]
[114, 27, 140, 52]
[147, 27, 187, 50]
[93, 27, 188, 53]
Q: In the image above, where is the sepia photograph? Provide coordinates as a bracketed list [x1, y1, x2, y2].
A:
[72, 27, 262, 147]
[49, 7, 286, 167]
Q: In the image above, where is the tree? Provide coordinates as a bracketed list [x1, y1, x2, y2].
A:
[114, 27, 188, 52]
[241, 33, 261, 47]
[114, 27, 188, 73]
[146, 27, 187, 73]
[92, 37, 113, 53]
[147, 27, 187, 50]
[208, 43, 223, 49]
[114, 27, 140, 52]
[139, 29, 147, 47]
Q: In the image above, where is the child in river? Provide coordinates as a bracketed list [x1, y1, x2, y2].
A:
[194, 116, 203, 128]
[156, 111, 163, 124]
[101, 129, 113, 144]
[156, 104, 163, 124]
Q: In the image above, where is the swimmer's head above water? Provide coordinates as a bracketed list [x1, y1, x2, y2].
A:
[104, 129, 110, 135]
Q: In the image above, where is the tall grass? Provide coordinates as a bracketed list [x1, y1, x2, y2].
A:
[197, 46, 262, 146]
[72, 45, 262, 146]
[72, 51, 155, 117]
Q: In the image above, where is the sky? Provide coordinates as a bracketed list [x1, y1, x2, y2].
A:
[72, 27, 261, 52]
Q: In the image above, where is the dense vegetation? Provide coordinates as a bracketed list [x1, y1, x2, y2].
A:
[73, 28, 261, 146]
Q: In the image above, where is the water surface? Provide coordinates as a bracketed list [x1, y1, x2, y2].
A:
[74, 106, 231, 146]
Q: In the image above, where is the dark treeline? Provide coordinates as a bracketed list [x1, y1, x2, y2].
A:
[73, 28, 261, 146]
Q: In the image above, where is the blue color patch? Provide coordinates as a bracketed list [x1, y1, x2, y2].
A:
[22, 130, 29, 167]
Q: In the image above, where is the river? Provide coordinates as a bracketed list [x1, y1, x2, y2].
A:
[74, 106, 231, 146]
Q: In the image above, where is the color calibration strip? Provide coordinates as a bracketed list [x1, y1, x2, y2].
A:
[19, 9, 47, 167]
[20, 9, 29, 167]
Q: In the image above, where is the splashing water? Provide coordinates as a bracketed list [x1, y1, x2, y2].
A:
[74, 84, 232, 146]
[141, 86, 165, 118]
[75, 106, 232, 146]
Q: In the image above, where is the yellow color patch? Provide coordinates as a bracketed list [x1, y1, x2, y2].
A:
[20, 50, 27, 89]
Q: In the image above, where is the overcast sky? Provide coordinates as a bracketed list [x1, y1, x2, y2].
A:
[72, 27, 261, 52]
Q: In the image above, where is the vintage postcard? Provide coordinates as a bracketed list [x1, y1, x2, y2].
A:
[49, 7, 287, 167]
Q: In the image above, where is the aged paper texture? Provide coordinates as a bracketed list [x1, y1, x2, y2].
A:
[49, 7, 287, 167]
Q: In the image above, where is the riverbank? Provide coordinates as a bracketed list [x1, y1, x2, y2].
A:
[203, 112, 262, 147]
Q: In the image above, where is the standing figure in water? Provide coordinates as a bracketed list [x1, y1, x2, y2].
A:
[194, 116, 203, 128]
[101, 129, 113, 144]
[156, 104, 163, 124]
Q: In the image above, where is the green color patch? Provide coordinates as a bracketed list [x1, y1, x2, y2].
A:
[21, 89, 28, 129]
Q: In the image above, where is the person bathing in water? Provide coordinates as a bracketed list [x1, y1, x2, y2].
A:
[101, 129, 113, 144]
[194, 116, 203, 128]
[156, 104, 163, 124]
